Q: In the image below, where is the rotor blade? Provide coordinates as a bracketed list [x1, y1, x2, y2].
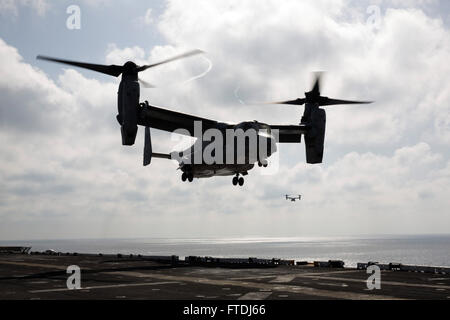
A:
[138, 77, 156, 88]
[152, 153, 172, 160]
[265, 98, 306, 106]
[37, 55, 123, 77]
[311, 72, 323, 95]
[318, 97, 373, 106]
[137, 49, 204, 72]
[143, 126, 152, 166]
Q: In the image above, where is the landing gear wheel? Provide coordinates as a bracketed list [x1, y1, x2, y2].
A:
[232, 176, 238, 186]
[187, 173, 194, 182]
[238, 177, 244, 186]
[258, 160, 268, 167]
[181, 172, 187, 182]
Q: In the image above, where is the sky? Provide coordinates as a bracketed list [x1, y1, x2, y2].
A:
[0, 0, 449, 240]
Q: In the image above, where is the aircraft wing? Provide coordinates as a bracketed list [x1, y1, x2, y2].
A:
[138, 104, 224, 136]
[270, 125, 307, 143]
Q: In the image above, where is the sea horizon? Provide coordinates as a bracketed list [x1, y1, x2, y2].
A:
[1, 234, 449, 268]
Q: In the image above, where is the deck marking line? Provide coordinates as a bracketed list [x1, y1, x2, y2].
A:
[29, 281, 178, 293]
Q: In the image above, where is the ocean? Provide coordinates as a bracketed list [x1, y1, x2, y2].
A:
[1, 234, 449, 267]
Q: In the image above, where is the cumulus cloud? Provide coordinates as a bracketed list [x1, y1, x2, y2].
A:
[0, 38, 181, 239]
[0, 0, 49, 17]
[105, 44, 148, 66]
[153, 1, 450, 147]
[0, 38, 73, 133]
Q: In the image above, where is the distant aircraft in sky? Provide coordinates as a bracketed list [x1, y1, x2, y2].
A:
[285, 195, 302, 202]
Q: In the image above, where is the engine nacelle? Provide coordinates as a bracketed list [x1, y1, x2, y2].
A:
[118, 79, 140, 146]
[304, 107, 326, 164]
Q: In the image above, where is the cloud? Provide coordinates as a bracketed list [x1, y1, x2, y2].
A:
[134, 8, 154, 27]
[154, 1, 450, 148]
[0, 0, 49, 17]
[254, 142, 450, 235]
[0, 38, 73, 133]
[105, 44, 147, 66]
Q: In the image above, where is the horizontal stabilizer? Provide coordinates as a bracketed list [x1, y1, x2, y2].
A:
[152, 153, 172, 160]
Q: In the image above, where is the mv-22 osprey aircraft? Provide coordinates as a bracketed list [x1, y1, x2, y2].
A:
[37, 51, 371, 186]
[286, 195, 302, 202]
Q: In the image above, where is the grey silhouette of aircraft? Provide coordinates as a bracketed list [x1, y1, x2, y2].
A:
[36, 53, 372, 186]
[286, 195, 302, 202]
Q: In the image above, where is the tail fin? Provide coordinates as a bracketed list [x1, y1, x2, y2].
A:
[143, 126, 152, 166]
